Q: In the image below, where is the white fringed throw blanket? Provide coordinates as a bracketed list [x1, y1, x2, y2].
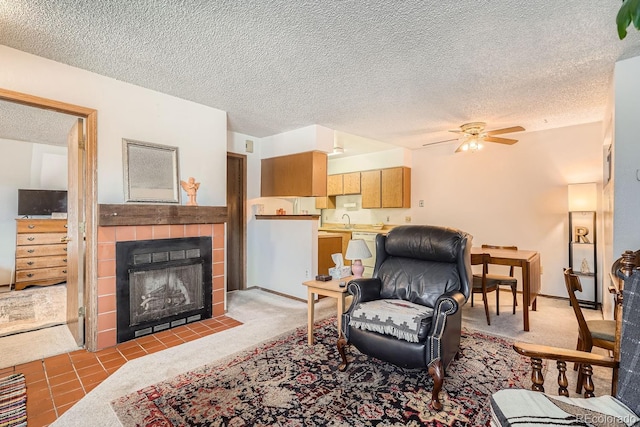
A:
[350, 299, 433, 343]
[490, 389, 639, 427]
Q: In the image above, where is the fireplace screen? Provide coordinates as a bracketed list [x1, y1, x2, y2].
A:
[116, 236, 212, 343]
[130, 262, 204, 326]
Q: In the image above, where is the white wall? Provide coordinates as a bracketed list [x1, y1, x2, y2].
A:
[612, 55, 640, 260]
[0, 139, 68, 285]
[328, 147, 411, 174]
[411, 122, 604, 299]
[0, 46, 228, 206]
[260, 124, 334, 158]
[251, 219, 318, 299]
[0, 139, 32, 285]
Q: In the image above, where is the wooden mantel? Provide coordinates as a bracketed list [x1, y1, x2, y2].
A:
[98, 204, 227, 226]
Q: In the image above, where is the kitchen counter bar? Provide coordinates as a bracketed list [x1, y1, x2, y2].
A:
[255, 214, 320, 220]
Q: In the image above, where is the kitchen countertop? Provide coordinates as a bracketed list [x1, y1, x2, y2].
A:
[318, 232, 345, 238]
[319, 224, 394, 234]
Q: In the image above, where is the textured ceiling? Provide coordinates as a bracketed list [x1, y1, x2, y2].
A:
[1, 1, 640, 151]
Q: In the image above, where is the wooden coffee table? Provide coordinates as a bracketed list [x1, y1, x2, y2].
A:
[302, 276, 352, 345]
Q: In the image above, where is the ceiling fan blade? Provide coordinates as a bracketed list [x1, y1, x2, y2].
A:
[455, 141, 467, 153]
[483, 136, 518, 145]
[486, 126, 525, 136]
[422, 138, 458, 147]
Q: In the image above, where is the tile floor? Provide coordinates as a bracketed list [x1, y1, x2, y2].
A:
[0, 315, 242, 427]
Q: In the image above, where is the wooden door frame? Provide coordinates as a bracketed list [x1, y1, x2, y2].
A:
[0, 88, 99, 351]
[226, 152, 247, 291]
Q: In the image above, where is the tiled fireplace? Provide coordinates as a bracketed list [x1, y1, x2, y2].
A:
[96, 223, 225, 350]
[115, 236, 213, 342]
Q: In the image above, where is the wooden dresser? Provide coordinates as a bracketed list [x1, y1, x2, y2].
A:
[15, 218, 68, 290]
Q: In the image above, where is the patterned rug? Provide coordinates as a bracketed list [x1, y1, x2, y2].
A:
[0, 373, 27, 427]
[0, 284, 66, 337]
[111, 318, 530, 426]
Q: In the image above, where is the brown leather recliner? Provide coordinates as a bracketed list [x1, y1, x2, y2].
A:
[337, 224, 472, 410]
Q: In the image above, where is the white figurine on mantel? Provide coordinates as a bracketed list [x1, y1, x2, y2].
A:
[180, 177, 200, 206]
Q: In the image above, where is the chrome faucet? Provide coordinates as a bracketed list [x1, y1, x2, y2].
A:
[342, 213, 351, 229]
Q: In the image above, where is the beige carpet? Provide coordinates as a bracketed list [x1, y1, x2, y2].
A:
[0, 283, 66, 337]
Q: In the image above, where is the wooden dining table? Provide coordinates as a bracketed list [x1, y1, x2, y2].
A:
[471, 247, 541, 331]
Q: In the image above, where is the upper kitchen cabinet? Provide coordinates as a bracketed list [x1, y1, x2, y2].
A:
[343, 172, 361, 194]
[361, 170, 381, 208]
[382, 167, 411, 208]
[327, 174, 343, 196]
[361, 167, 411, 208]
[327, 172, 361, 196]
[261, 151, 328, 197]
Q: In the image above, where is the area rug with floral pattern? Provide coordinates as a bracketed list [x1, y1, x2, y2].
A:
[111, 317, 530, 426]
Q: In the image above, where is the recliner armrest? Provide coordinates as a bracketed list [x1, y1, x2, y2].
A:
[345, 277, 382, 313]
[433, 290, 466, 317]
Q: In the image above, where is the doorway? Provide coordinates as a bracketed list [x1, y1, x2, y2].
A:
[226, 153, 246, 292]
[0, 88, 97, 350]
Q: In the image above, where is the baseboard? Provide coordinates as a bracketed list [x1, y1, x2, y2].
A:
[246, 286, 307, 303]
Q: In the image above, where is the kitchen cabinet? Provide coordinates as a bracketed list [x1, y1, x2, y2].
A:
[361, 170, 382, 208]
[327, 175, 343, 196]
[318, 234, 343, 276]
[327, 172, 361, 196]
[361, 167, 411, 209]
[382, 167, 411, 208]
[15, 218, 68, 290]
[315, 196, 336, 210]
[261, 151, 327, 197]
[319, 230, 352, 266]
[342, 172, 361, 194]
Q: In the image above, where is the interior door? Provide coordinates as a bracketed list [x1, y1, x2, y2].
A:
[66, 118, 84, 346]
[226, 153, 246, 292]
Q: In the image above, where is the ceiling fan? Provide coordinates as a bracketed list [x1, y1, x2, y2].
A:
[422, 122, 525, 153]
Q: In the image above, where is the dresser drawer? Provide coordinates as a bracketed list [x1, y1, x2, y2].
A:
[16, 255, 67, 270]
[17, 219, 67, 233]
[15, 266, 67, 283]
[16, 232, 67, 246]
[15, 244, 68, 258]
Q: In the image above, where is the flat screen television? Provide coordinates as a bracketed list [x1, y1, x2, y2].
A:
[18, 189, 67, 216]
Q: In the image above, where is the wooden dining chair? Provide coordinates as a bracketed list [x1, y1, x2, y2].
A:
[564, 267, 616, 394]
[471, 253, 501, 325]
[473, 244, 518, 315]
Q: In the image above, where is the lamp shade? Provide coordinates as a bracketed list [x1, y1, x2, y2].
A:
[345, 239, 372, 260]
[568, 183, 597, 212]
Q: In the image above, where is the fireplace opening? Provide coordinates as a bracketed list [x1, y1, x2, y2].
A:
[116, 237, 212, 343]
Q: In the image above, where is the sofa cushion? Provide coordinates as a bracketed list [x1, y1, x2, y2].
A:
[349, 299, 434, 343]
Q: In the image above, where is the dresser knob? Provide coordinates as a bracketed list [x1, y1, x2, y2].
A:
[63, 259, 67, 263]
[60, 236, 70, 243]
[62, 270, 67, 274]
[26, 273, 34, 277]
[27, 237, 35, 241]
[28, 224, 35, 229]
[64, 224, 68, 228]
[27, 249, 35, 253]
[27, 261, 34, 265]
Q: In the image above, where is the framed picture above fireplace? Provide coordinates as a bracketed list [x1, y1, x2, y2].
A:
[123, 139, 181, 203]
